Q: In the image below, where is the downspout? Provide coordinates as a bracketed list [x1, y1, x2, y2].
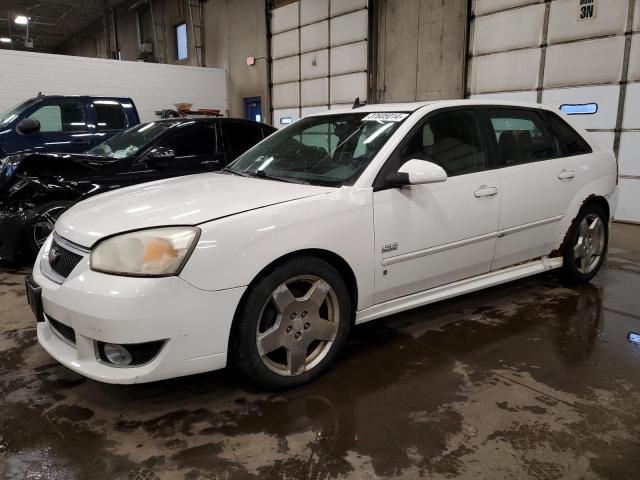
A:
[103, 0, 111, 57]
[265, 0, 274, 125]
[462, 0, 472, 98]
[112, 8, 120, 59]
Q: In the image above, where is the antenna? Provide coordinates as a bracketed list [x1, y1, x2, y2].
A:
[352, 97, 365, 109]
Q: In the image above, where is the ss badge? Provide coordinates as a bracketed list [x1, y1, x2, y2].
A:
[381, 243, 398, 254]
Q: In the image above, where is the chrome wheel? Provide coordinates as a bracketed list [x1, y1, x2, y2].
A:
[573, 213, 605, 275]
[31, 206, 67, 249]
[256, 275, 340, 377]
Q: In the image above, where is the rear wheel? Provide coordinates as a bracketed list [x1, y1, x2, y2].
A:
[559, 203, 608, 285]
[25, 201, 72, 259]
[231, 256, 351, 389]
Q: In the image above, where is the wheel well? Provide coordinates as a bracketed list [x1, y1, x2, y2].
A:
[583, 195, 610, 222]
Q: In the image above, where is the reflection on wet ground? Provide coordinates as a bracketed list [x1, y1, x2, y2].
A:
[1, 223, 639, 479]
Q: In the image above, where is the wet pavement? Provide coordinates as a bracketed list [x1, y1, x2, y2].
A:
[1, 223, 639, 480]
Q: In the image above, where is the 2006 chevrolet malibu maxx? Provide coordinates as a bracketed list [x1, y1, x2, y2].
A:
[27, 100, 618, 389]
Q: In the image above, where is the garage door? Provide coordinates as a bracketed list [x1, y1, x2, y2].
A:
[269, 0, 369, 128]
[468, 0, 640, 222]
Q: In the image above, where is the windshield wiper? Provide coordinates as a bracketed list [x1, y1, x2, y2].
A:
[252, 170, 309, 184]
[220, 167, 251, 177]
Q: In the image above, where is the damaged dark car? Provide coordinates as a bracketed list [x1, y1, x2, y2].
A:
[0, 117, 275, 262]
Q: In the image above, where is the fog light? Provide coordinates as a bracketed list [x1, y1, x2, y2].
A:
[103, 343, 132, 366]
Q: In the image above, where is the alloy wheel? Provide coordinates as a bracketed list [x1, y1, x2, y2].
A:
[573, 213, 605, 275]
[256, 275, 340, 376]
[31, 206, 67, 249]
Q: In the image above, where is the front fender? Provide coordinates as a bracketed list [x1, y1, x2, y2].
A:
[179, 187, 376, 310]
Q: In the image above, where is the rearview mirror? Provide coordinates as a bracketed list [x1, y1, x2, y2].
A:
[147, 147, 175, 167]
[387, 159, 447, 187]
[16, 118, 41, 135]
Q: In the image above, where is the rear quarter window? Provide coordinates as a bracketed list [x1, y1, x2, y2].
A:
[541, 111, 593, 157]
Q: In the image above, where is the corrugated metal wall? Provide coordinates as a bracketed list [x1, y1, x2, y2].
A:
[468, 0, 639, 222]
[269, 0, 369, 127]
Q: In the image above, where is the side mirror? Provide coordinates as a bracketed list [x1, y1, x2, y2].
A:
[147, 147, 175, 168]
[387, 159, 447, 187]
[16, 118, 41, 135]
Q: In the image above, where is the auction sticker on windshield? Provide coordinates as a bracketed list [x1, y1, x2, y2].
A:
[362, 113, 409, 122]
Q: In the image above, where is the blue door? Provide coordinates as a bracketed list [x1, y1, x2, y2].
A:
[244, 97, 262, 123]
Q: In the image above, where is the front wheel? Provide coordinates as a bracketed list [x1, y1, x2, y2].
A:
[231, 257, 351, 390]
[559, 203, 608, 285]
[24, 201, 72, 259]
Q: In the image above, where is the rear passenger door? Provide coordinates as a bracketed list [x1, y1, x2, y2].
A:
[484, 108, 584, 270]
[222, 120, 266, 160]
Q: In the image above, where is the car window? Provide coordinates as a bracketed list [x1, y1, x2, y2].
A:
[488, 109, 558, 165]
[28, 99, 86, 133]
[225, 122, 264, 159]
[541, 111, 592, 157]
[94, 101, 127, 131]
[162, 125, 215, 157]
[400, 110, 487, 176]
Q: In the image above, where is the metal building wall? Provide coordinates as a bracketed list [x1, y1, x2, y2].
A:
[269, 0, 369, 127]
[468, 0, 640, 222]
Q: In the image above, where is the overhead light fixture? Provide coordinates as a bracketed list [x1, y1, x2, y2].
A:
[0, 37, 11, 43]
[15, 15, 29, 25]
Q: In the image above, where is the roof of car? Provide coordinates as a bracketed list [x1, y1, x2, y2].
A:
[152, 117, 275, 129]
[309, 99, 552, 117]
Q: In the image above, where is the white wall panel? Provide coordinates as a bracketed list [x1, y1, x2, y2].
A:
[623, 83, 640, 128]
[470, 49, 541, 93]
[301, 0, 328, 25]
[634, 0, 640, 31]
[542, 85, 620, 130]
[588, 131, 615, 151]
[472, 4, 544, 55]
[628, 34, 640, 81]
[330, 0, 367, 17]
[330, 72, 367, 104]
[544, 37, 625, 87]
[473, 0, 542, 16]
[301, 49, 329, 80]
[301, 105, 329, 117]
[272, 81, 300, 109]
[273, 108, 300, 129]
[271, 56, 299, 84]
[470, 90, 538, 103]
[616, 179, 640, 222]
[301, 77, 329, 106]
[272, 30, 300, 59]
[330, 10, 368, 46]
[547, 0, 627, 45]
[330, 41, 368, 75]
[271, 2, 299, 35]
[0, 50, 227, 122]
[619, 133, 640, 176]
[330, 103, 353, 110]
[301, 21, 328, 53]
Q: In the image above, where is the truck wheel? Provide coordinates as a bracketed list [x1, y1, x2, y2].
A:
[231, 256, 351, 390]
[25, 201, 72, 259]
[559, 203, 608, 285]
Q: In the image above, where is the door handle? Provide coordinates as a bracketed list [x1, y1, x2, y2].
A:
[558, 169, 575, 180]
[474, 186, 498, 198]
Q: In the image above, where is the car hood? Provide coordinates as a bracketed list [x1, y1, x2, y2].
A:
[56, 173, 335, 247]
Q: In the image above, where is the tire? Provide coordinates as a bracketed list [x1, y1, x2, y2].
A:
[559, 202, 608, 286]
[231, 256, 352, 390]
[24, 201, 73, 259]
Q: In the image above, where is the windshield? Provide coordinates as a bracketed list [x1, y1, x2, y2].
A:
[227, 112, 408, 186]
[0, 99, 33, 128]
[86, 122, 172, 158]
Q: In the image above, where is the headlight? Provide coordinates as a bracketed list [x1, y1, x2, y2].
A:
[90, 227, 200, 276]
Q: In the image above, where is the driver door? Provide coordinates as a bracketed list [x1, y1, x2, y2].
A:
[372, 108, 501, 304]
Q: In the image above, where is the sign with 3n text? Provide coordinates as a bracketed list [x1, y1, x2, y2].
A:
[578, 0, 598, 21]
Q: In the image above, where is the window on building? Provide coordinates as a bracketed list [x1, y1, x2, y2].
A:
[176, 23, 188, 60]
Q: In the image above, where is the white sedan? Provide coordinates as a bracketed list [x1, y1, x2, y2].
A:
[27, 100, 618, 389]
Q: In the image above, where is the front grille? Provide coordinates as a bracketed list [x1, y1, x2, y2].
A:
[49, 238, 83, 278]
[97, 340, 165, 366]
[49, 317, 76, 345]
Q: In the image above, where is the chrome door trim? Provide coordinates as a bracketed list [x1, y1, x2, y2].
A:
[498, 215, 564, 238]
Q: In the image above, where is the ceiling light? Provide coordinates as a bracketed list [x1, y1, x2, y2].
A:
[15, 15, 29, 25]
[0, 37, 11, 43]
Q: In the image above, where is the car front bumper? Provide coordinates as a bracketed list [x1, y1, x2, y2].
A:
[32, 243, 246, 384]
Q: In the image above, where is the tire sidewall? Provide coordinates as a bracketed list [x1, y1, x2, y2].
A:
[232, 256, 352, 390]
[562, 203, 608, 284]
[24, 201, 73, 258]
